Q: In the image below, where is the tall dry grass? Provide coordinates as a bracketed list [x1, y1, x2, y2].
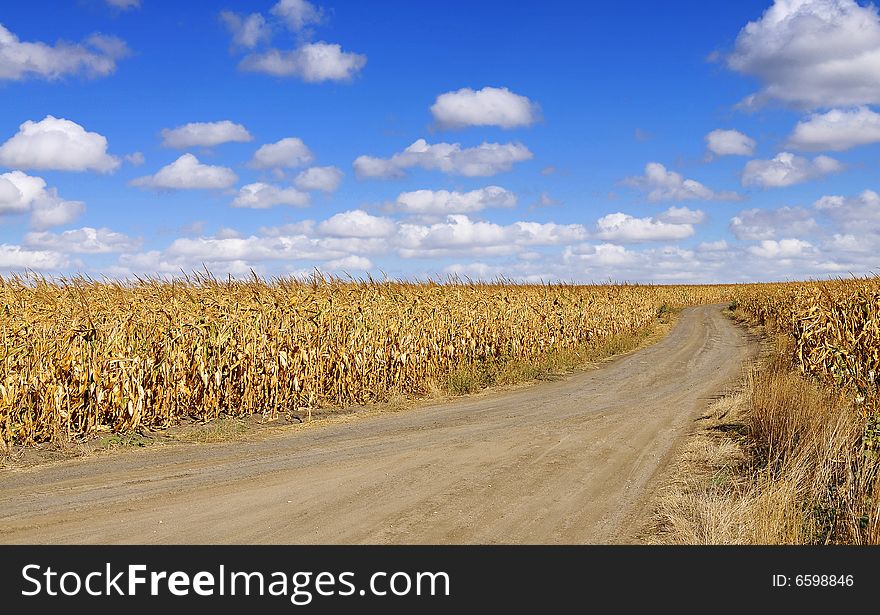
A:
[649, 331, 880, 545]
[747, 341, 880, 544]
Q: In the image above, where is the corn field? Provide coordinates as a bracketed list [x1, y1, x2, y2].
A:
[6, 273, 878, 450]
[0, 274, 735, 446]
[731, 277, 880, 544]
[732, 278, 880, 426]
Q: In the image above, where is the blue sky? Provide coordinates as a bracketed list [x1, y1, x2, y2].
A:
[1, 0, 879, 282]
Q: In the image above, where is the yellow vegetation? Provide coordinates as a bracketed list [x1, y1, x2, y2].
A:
[0, 273, 732, 445]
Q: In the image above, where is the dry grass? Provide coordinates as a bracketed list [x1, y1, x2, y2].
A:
[645, 331, 880, 545]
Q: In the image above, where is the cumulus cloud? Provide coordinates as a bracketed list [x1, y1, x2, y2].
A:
[396, 215, 586, 258]
[270, 0, 324, 31]
[130, 154, 238, 190]
[0, 170, 85, 229]
[24, 227, 140, 254]
[726, 0, 880, 109]
[0, 171, 47, 215]
[220, 11, 271, 49]
[232, 182, 310, 208]
[0, 116, 120, 172]
[787, 107, 880, 151]
[354, 139, 533, 179]
[0, 23, 129, 81]
[563, 243, 642, 268]
[390, 186, 516, 215]
[318, 210, 396, 238]
[748, 238, 814, 259]
[30, 199, 86, 230]
[698, 239, 730, 252]
[594, 212, 695, 243]
[0, 244, 67, 270]
[222, 1, 364, 84]
[249, 137, 314, 169]
[125, 152, 145, 166]
[430, 86, 540, 129]
[159, 228, 387, 268]
[821, 233, 874, 254]
[705, 129, 755, 156]
[741, 152, 843, 187]
[294, 166, 343, 192]
[657, 206, 706, 224]
[730, 206, 819, 240]
[240, 42, 366, 82]
[562, 242, 732, 282]
[160, 120, 253, 149]
[814, 189, 880, 232]
[624, 162, 741, 201]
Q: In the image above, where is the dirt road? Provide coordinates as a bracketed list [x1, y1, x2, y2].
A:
[0, 305, 754, 544]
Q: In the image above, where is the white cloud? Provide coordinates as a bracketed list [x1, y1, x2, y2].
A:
[131, 154, 238, 190]
[216, 228, 241, 239]
[594, 212, 695, 243]
[741, 152, 843, 187]
[563, 243, 642, 267]
[726, 0, 880, 109]
[821, 233, 873, 253]
[396, 215, 586, 258]
[0, 170, 85, 229]
[0, 171, 47, 215]
[160, 120, 253, 149]
[430, 86, 540, 129]
[24, 227, 140, 254]
[125, 152, 145, 166]
[624, 162, 741, 201]
[354, 139, 533, 179]
[814, 189, 880, 232]
[270, 0, 323, 31]
[560, 242, 736, 283]
[30, 199, 85, 230]
[658, 206, 706, 224]
[698, 239, 729, 252]
[0, 244, 67, 270]
[787, 107, 880, 151]
[249, 137, 314, 169]
[294, 166, 343, 193]
[391, 186, 516, 215]
[748, 238, 814, 259]
[220, 11, 271, 48]
[106, 0, 140, 9]
[324, 255, 372, 271]
[730, 206, 819, 240]
[232, 182, 310, 208]
[318, 210, 396, 238]
[706, 129, 755, 156]
[0, 24, 128, 81]
[240, 42, 366, 82]
[160, 229, 385, 266]
[0, 116, 120, 172]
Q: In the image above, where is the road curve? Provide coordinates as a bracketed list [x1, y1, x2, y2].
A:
[0, 305, 755, 544]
